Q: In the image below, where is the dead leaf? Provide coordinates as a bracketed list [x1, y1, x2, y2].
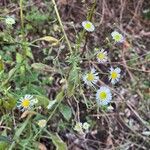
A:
[20, 110, 36, 119]
[32, 36, 59, 46]
[38, 143, 47, 150]
[58, 0, 67, 5]
[123, 40, 131, 49]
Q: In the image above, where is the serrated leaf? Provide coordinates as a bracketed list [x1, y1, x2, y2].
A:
[26, 47, 34, 60]
[31, 63, 55, 73]
[67, 64, 79, 97]
[68, 65, 79, 84]
[59, 104, 72, 121]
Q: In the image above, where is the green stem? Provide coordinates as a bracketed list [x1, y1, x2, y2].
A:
[33, 92, 65, 140]
[20, 0, 24, 33]
[76, 0, 97, 53]
[87, 0, 96, 21]
[51, 0, 73, 54]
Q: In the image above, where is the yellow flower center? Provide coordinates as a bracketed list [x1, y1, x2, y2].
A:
[111, 71, 118, 79]
[21, 99, 30, 108]
[85, 23, 91, 29]
[87, 73, 94, 81]
[114, 34, 121, 41]
[97, 52, 105, 60]
[99, 92, 107, 100]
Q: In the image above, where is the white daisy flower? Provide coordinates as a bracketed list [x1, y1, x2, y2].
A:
[83, 68, 99, 86]
[109, 67, 121, 84]
[37, 119, 47, 128]
[74, 122, 83, 133]
[82, 21, 95, 32]
[111, 31, 124, 43]
[96, 49, 108, 63]
[5, 17, 15, 25]
[96, 86, 112, 106]
[17, 95, 38, 111]
[83, 122, 90, 131]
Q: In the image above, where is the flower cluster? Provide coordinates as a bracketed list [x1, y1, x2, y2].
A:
[74, 122, 90, 134]
[37, 119, 47, 128]
[82, 67, 121, 106]
[82, 21, 124, 107]
[5, 16, 15, 25]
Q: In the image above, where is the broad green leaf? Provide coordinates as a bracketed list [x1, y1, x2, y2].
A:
[35, 95, 49, 108]
[16, 53, 23, 63]
[55, 91, 64, 102]
[59, 104, 72, 121]
[2, 97, 16, 110]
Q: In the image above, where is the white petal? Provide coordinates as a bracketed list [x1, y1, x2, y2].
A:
[110, 67, 114, 72]
[91, 68, 96, 73]
[115, 67, 121, 73]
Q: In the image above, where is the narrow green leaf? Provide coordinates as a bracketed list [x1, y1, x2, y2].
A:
[59, 104, 72, 121]
[47, 100, 57, 110]
[0, 136, 10, 143]
[14, 116, 31, 139]
[66, 83, 75, 97]
[45, 130, 67, 150]
[50, 133, 67, 150]
[55, 91, 64, 102]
